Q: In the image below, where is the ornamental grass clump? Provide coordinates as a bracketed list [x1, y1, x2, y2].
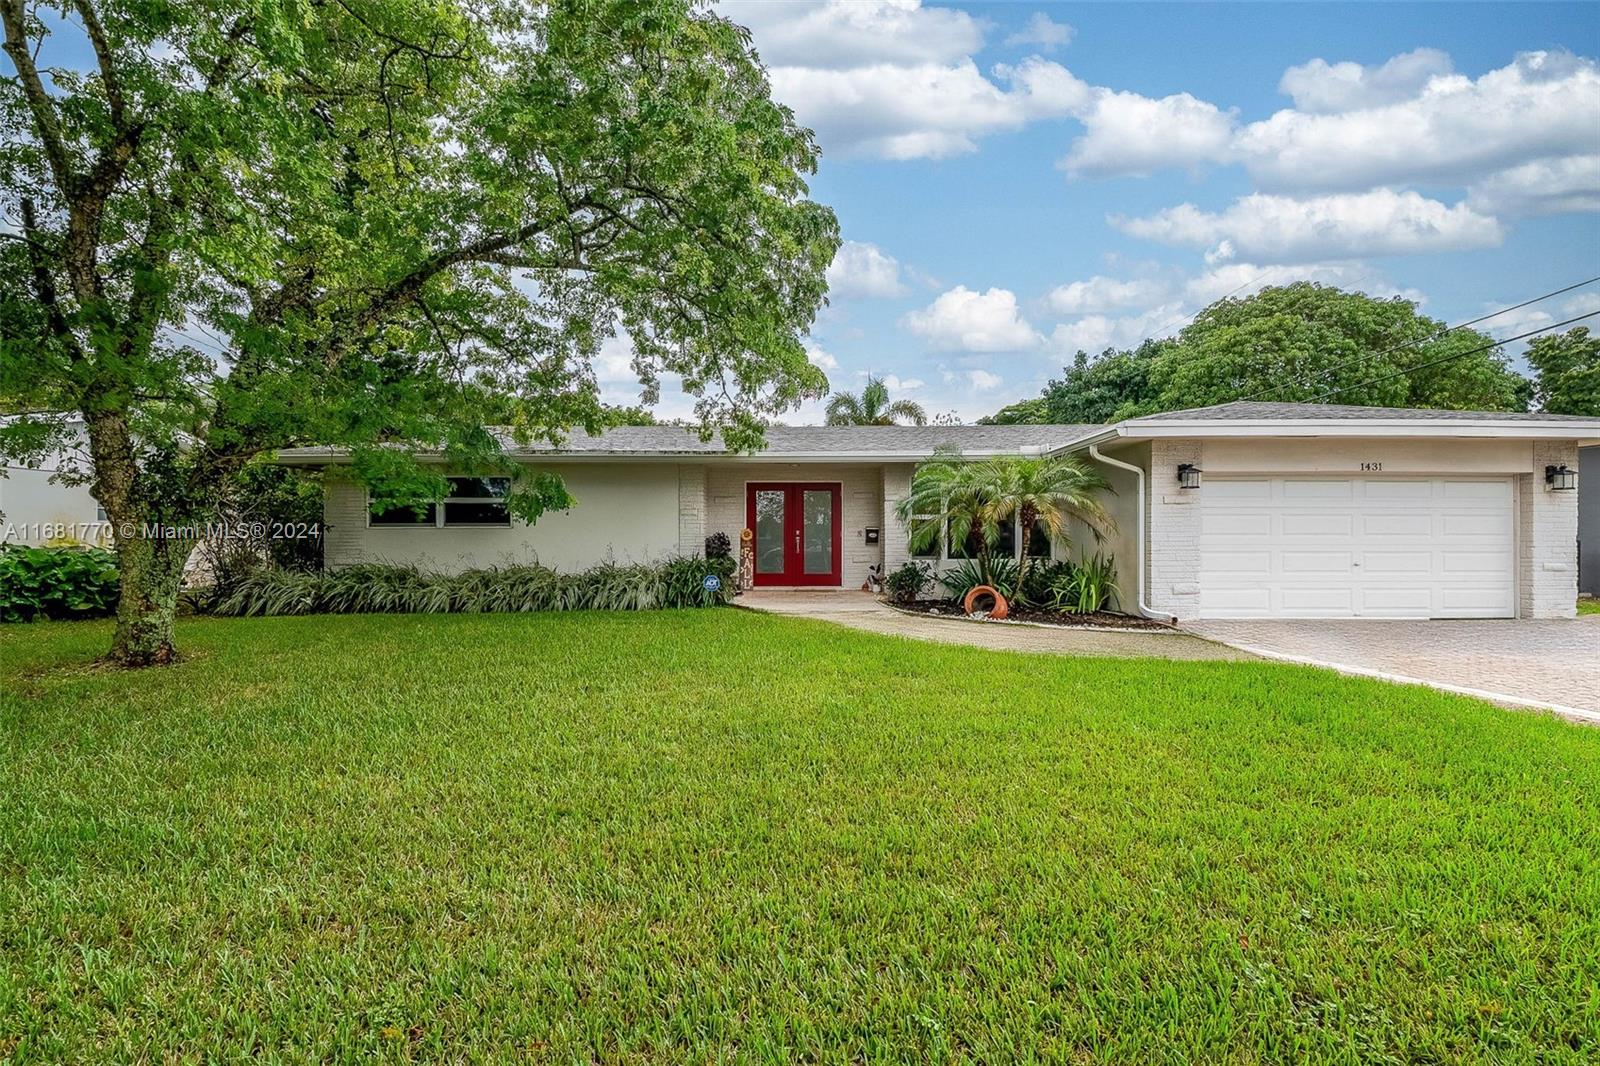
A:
[213, 557, 734, 617]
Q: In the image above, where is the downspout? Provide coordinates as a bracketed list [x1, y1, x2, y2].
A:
[1088, 443, 1175, 623]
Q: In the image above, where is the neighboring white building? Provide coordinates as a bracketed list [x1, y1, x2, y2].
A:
[0, 420, 111, 547]
[276, 402, 1600, 620]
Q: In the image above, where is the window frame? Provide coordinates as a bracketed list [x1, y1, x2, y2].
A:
[366, 475, 514, 529]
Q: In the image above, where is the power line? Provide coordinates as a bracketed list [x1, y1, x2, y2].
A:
[1246, 274, 1600, 403]
[1312, 311, 1599, 403]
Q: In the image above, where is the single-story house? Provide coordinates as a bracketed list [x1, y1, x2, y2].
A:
[276, 401, 1600, 621]
[1, 418, 112, 547]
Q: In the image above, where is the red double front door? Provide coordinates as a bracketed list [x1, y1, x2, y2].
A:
[746, 482, 842, 587]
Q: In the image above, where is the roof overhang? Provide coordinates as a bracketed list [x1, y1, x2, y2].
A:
[272, 446, 1053, 466]
[1056, 420, 1600, 454]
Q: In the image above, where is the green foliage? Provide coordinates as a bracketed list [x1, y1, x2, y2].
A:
[824, 375, 928, 426]
[1047, 554, 1119, 614]
[1525, 327, 1599, 416]
[1018, 559, 1073, 608]
[940, 557, 1019, 603]
[993, 285, 1532, 423]
[883, 561, 934, 603]
[1, 0, 838, 660]
[0, 544, 120, 622]
[213, 557, 736, 617]
[898, 449, 1111, 592]
[704, 532, 732, 560]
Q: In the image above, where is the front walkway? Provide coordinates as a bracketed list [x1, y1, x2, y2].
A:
[736, 590, 1248, 661]
[1187, 618, 1600, 724]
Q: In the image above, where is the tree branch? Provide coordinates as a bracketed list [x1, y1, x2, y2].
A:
[72, 0, 124, 128]
[1, 0, 76, 194]
[18, 197, 84, 363]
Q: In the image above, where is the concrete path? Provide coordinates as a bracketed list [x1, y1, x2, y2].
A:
[1187, 618, 1600, 724]
[736, 590, 1249, 661]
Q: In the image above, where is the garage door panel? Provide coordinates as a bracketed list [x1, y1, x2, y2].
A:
[1281, 551, 1353, 572]
[1283, 513, 1351, 536]
[1358, 587, 1434, 614]
[1283, 480, 1354, 499]
[1362, 551, 1432, 574]
[1204, 512, 1271, 536]
[1199, 476, 1514, 620]
[1363, 513, 1432, 536]
[1362, 480, 1431, 500]
[1207, 480, 1271, 500]
[1442, 512, 1511, 537]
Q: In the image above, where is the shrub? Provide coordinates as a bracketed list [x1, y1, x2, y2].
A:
[1048, 553, 1118, 614]
[1018, 559, 1073, 607]
[212, 556, 737, 617]
[0, 544, 120, 622]
[884, 561, 934, 603]
[940, 557, 1019, 603]
[704, 532, 732, 560]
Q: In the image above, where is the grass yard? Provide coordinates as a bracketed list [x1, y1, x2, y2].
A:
[1578, 599, 1599, 616]
[2, 612, 1597, 1063]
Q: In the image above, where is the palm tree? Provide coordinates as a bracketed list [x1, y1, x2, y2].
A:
[825, 375, 928, 426]
[895, 449, 1112, 593]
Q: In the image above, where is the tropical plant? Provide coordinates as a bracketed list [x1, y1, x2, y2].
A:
[940, 557, 1019, 604]
[1047, 554, 1119, 614]
[212, 557, 737, 617]
[884, 560, 934, 604]
[0, 544, 121, 622]
[825, 376, 928, 426]
[0, 0, 838, 665]
[1018, 559, 1074, 608]
[897, 450, 1111, 593]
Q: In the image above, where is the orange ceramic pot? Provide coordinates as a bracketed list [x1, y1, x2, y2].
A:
[962, 585, 1009, 619]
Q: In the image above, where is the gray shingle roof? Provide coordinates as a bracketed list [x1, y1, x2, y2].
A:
[490, 423, 1100, 455]
[1125, 401, 1600, 424]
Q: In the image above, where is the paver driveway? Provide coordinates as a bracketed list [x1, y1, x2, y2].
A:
[1187, 618, 1600, 723]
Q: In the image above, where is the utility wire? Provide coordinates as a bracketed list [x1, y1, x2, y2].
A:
[1312, 311, 1599, 403]
[1246, 274, 1600, 403]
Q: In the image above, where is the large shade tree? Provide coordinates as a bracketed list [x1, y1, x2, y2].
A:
[986, 284, 1532, 424]
[1524, 326, 1598, 416]
[0, 0, 839, 664]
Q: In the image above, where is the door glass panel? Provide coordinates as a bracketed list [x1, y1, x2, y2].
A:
[755, 490, 786, 574]
[802, 490, 834, 575]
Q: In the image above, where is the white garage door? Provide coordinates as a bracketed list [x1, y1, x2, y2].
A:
[1198, 477, 1515, 619]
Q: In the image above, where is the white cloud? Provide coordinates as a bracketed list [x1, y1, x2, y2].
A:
[1061, 89, 1237, 178]
[1278, 48, 1454, 113]
[1466, 155, 1600, 218]
[771, 56, 1086, 160]
[805, 342, 839, 371]
[967, 369, 1003, 390]
[719, 0, 982, 70]
[1113, 189, 1505, 262]
[1044, 275, 1169, 314]
[825, 240, 908, 299]
[1057, 50, 1600, 195]
[880, 374, 926, 390]
[902, 286, 1042, 351]
[1237, 51, 1600, 192]
[1045, 302, 1184, 353]
[1181, 262, 1422, 306]
[1005, 12, 1073, 51]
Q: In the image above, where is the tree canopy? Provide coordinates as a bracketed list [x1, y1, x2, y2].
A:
[987, 284, 1532, 424]
[1524, 326, 1598, 416]
[1, 0, 839, 662]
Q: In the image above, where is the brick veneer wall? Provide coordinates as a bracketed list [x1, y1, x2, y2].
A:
[1146, 438, 1204, 620]
[1521, 440, 1579, 619]
[676, 464, 706, 557]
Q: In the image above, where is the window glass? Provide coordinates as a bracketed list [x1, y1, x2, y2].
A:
[446, 476, 510, 498]
[370, 502, 437, 525]
[1025, 518, 1052, 558]
[754, 490, 785, 574]
[909, 514, 940, 558]
[949, 517, 1014, 559]
[442, 476, 511, 526]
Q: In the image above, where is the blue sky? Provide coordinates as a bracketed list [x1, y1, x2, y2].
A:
[628, 1, 1600, 423]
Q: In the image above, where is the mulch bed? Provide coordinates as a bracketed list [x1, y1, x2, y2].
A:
[890, 599, 1174, 631]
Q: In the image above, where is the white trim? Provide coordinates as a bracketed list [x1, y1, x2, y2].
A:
[1101, 421, 1600, 441]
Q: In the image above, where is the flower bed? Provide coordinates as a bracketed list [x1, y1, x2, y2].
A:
[890, 598, 1173, 631]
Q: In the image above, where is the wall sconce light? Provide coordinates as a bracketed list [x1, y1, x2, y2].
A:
[1545, 464, 1576, 491]
[1177, 463, 1202, 489]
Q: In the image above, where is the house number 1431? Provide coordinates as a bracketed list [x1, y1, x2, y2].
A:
[1360, 461, 1383, 471]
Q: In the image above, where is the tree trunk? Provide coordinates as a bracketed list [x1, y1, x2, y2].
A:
[1016, 502, 1039, 599]
[107, 529, 194, 667]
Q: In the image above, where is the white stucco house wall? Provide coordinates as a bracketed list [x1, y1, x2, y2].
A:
[0, 419, 111, 547]
[276, 401, 1600, 620]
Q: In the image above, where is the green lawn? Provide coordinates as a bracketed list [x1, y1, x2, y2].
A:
[1579, 599, 1599, 616]
[2, 613, 1597, 1063]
